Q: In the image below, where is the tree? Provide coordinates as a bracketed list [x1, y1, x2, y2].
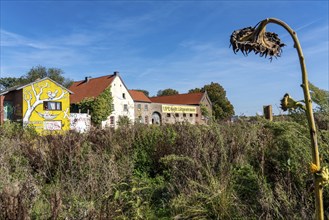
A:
[0, 66, 73, 90]
[189, 82, 235, 120]
[77, 87, 113, 126]
[157, 88, 179, 97]
[309, 82, 329, 113]
[0, 77, 24, 91]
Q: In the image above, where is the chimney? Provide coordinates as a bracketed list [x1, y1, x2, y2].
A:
[113, 71, 119, 76]
[85, 76, 91, 83]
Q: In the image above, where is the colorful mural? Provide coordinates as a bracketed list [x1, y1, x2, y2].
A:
[22, 79, 70, 133]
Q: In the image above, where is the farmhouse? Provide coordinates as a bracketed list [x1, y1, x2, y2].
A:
[69, 72, 212, 127]
[0, 77, 72, 133]
[149, 92, 212, 125]
[69, 72, 134, 129]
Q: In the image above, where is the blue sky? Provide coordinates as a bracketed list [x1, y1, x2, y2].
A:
[1, 1, 328, 116]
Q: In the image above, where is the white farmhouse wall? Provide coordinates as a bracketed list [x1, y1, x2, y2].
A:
[102, 76, 134, 128]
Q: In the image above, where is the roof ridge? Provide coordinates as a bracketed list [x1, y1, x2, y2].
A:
[74, 74, 115, 83]
[151, 92, 204, 98]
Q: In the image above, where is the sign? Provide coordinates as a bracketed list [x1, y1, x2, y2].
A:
[162, 105, 196, 113]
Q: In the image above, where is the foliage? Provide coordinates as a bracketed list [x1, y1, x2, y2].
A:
[287, 83, 329, 130]
[157, 88, 179, 97]
[0, 66, 73, 90]
[117, 115, 132, 127]
[189, 82, 235, 120]
[200, 103, 210, 118]
[309, 82, 329, 113]
[0, 77, 23, 91]
[1, 120, 328, 219]
[77, 87, 113, 126]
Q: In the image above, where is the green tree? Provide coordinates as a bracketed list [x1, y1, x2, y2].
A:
[117, 115, 132, 127]
[157, 88, 179, 97]
[0, 66, 73, 89]
[0, 77, 24, 91]
[189, 82, 234, 120]
[77, 87, 113, 126]
[309, 82, 329, 113]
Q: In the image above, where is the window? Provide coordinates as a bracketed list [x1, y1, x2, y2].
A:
[124, 104, 128, 111]
[110, 116, 115, 125]
[183, 113, 186, 117]
[190, 114, 193, 117]
[138, 116, 143, 123]
[196, 114, 199, 117]
[167, 113, 171, 117]
[112, 104, 115, 111]
[122, 93, 126, 99]
[175, 113, 179, 117]
[144, 104, 148, 111]
[44, 101, 62, 110]
[145, 116, 149, 124]
[137, 104, 141, 110]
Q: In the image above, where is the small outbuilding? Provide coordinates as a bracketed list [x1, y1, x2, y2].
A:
[0, 77, 72, 133]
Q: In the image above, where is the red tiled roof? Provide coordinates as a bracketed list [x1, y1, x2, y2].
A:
[149, 92, 204, 105]
[69, 75, 115, 104]
[129, 90, 152, 103]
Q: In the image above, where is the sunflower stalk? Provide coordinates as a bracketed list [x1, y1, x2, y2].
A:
[231, 18, 324, 220]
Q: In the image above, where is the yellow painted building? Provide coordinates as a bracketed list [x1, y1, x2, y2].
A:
[0, 77, 72, 134]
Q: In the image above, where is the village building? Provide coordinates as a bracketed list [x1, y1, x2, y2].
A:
[149, 92, 212, 125]
[69, 72, 134, 129]
[0, 77, 72, 133]
[129, 90, 152, 125]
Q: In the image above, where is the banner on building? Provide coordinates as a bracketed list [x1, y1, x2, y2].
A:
[162, 105, 196, 113]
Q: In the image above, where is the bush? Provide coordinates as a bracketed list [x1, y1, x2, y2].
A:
[0, 120, 327, 219]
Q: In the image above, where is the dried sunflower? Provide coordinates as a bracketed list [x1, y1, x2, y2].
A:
[230, 21, 286, 60]
[280, 93, 305, 111]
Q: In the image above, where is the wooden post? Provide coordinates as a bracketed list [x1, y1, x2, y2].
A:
[263, 105, 273, 121]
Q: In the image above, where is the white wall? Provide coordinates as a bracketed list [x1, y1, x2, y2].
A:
[102, 76, 134, 128]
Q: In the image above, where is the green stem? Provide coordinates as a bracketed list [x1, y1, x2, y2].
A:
[258, 18, 323, 220]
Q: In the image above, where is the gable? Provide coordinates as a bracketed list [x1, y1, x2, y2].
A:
[22, 78, 71, 133]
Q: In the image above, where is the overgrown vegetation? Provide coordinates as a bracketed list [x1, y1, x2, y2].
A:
[76, 87, 113, 126]
[0, 116, 328, 219]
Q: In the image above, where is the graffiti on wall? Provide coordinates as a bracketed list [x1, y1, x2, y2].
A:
[22, 79, 70, 132]
[70, 113, 91, 133]
[44, 121, 62, 130]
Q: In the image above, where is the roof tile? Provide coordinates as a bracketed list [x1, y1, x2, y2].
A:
[129, 90, 151, 103]
[69, 75, 115, 103]
[149, 93, 204, 105]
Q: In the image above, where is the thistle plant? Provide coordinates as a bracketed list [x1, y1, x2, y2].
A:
[230, 18, 325, 220]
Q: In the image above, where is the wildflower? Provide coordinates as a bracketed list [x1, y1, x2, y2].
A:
[310, 163, 320, 173]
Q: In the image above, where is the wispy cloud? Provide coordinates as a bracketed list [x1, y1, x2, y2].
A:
[1, 29, 52, 49]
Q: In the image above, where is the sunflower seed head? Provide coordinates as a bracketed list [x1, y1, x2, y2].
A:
[280, 93, 305, 111]
[230, 25, 285, 60]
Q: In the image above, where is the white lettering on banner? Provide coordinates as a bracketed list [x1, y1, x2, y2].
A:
[162, 105, 196, 113]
